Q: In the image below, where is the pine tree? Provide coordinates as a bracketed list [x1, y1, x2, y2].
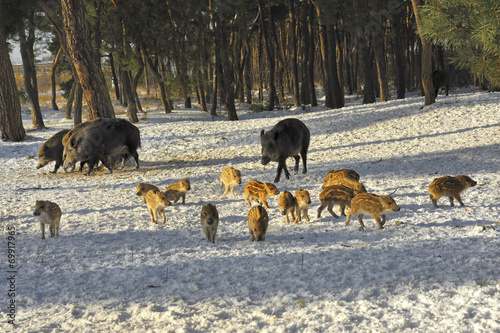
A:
[421, 0, 500, 87]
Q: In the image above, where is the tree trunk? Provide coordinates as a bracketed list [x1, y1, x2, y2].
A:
[288, 0, 300, 107]
[326, 24, 344, 108]
[362, 39, 376, 104]
[123, 71, 139, 123]
[0, 22, 26, 142]
[411, 0, 435, 105]
[51, 47, 63, 110]
[74, 81, 83, 125]
[307, 3, 317, 107]
[65, 79, 76, 119]
[109, 53, 120, 101]
[258, 0, 276, 111]
[393, 8, 406, 99]
[142, 45, 172, 113]
[373, 35, 389, 102]
[61, 0, 115, 120]
[19, 10, 45, 129]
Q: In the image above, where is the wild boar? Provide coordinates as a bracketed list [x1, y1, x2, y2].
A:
[295, 189, 311, 222]
[322, 169, 360, 188]
[220, 167, 242, 196]
[317, 185, 357, 218]
[248, 205, 269, 242]
[36, 129, 70, 173]
[136, 182, 160, 203]
[323, 175, 367, 193]
[201, 204, 219, 243]
[260, 118, 310, 182]
[345, 193, 400, 230]
[278, 191, 297, 223]
[145, 189, 171, 224]
[63, 118, 141, 175]
[33, 200, 62, 240]
[165, 179, 191, 204]
[428, 175, 477, 208]
[432, 69, 449, 97]
[244, 180, 280, 209]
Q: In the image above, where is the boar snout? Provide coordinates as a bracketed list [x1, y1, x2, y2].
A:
[261, 156, 270, 165]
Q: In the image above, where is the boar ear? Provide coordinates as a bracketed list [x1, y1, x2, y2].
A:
[273, 131, 279, 141]
[260, 129, 265, 137]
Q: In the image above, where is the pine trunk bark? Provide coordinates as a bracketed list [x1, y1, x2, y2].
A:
[411, 0, 435, 105]
[288, 0, 300, 107]
[51, 47, 63, 110]
[19, 10, 45, 129]
[61, 0, 115, 120]
[0, 22, 26, 141]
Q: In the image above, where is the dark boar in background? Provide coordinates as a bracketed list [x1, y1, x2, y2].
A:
[260, 118, 310, 182]
[37, 129, 70, 173]
[432, 70, 449, 97]
[63, 118, 141, 175]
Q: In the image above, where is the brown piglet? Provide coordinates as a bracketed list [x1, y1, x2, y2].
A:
[295, 189, 311, 222]
[145, 190, 171, 224]
[317, 185, 357, 218]
[248, 205, 269, 241]
[201, 204, 219, 243]
[345, 193, 400, 230]
[165, 179, 191, 204]
[322, 169, 360, 188]
[220, 167, 242, 196]
[428, 175, 477, 208]
[33, 200, 62, 239]
[278, 191, 297, 223]
[136, 182, 160, 203]
[244, 180, 280, 209]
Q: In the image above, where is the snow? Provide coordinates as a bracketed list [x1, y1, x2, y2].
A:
[1, 88, 499, 332]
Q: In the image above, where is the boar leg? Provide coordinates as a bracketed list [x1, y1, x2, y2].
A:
[453, 194, 465, 206]
[51, 160, 63, 173]
[40, 222, 45, 240]
[357, 214, 366, 229]
[317, 204, 326, 218]
[345, 212, 353, 226]
[249, 227, 255, 242]
[327, 202, 339, 218]
[370, 214, 384, 229]
[261, 199, 270, 209]
[84, 157, 100, 176]
[130, 148, 140, 169]
[293, 155, 300, 173]
[430, 194, 439, 208]
[275, 157, 290, 182]
[300, 149, 307, 174]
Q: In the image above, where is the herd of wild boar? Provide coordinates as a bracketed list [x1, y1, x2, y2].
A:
[33, 117, 477, 242]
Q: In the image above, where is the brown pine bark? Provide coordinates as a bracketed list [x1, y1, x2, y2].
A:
[0, 21, 26, 142]
[19, 10, 45, 129]
[51, 47, 63, 110]
[61, 0, 115, 120]
[411, 0, 435, 105]
[288, 0, 300, 107]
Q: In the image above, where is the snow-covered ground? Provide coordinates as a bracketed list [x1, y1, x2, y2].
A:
[1, 88, 499, 332]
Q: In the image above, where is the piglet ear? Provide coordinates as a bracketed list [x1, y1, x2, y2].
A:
[379, 197, 384, 205]
[260, 129, 265, 137]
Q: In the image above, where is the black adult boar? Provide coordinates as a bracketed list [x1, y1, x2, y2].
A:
[37, 129, 70, 173]
[63, 118, 141, 175]
[260, 118, 310, 183]
[432, 69, 449, 97]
